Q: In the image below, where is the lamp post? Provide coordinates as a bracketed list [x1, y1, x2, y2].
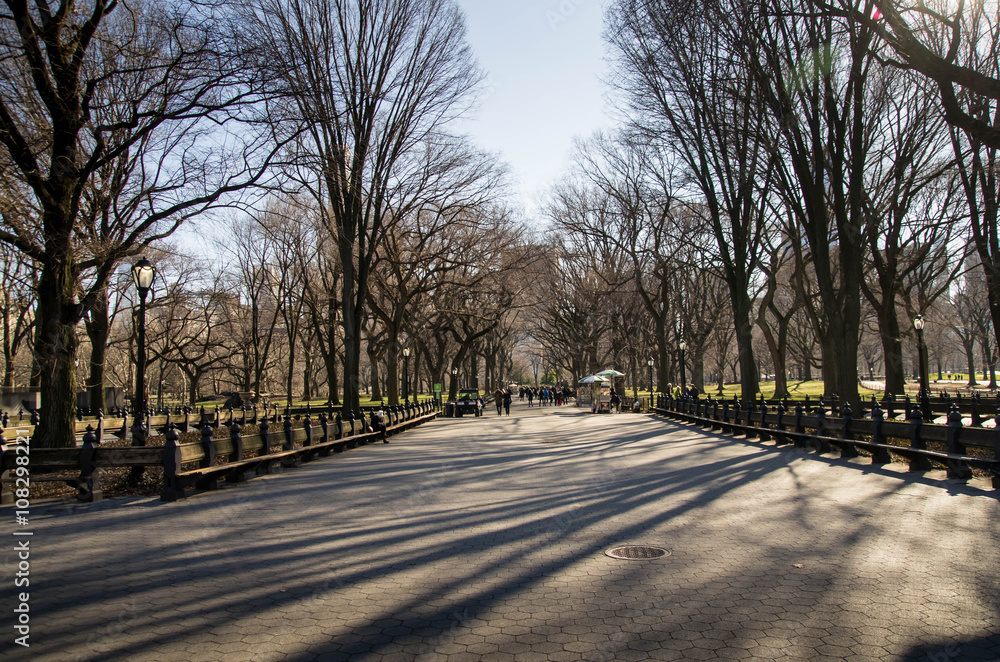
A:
[647, 356, 654, 404]
[402, 347, 411, 404]
[129, 257, 155, 483]
[914, 315, 931, 420]
[678, 340, 688, 398]
[451, 366, 458, 395]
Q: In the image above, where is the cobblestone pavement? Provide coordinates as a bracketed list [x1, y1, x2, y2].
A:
[3, 405, 999, 662]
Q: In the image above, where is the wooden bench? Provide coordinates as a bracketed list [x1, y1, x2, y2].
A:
[161, 412, 439, 501]
[0, 425, 109, 503]
[1, 405, 440, 504]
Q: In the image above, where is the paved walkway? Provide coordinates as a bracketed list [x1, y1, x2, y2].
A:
[3, 405, 999, 662]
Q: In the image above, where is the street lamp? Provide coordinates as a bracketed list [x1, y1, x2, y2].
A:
[451, 366, 458, 394]
[129, 257, 155, 483]
[913, 315, 931, 420]
[678, 340, 688, 398]
[647, 357, 654, 400]
[402, 347, 411, 404]
[131, 256, 155, 419]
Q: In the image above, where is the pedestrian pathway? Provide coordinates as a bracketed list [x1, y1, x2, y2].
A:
[3, 404, 999, 661]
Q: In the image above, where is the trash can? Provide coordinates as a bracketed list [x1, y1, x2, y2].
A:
[445, 402, 455, 418]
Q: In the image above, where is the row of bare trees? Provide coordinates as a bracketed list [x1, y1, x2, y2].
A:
[532, 0, 1000, 408]
[4, 0, 1000, 445]
[0, 0, 537, 447]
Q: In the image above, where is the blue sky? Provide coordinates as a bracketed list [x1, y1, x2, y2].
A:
[454, 0, 615, 220]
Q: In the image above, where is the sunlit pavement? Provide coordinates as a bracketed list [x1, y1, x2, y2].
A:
[3, 403, 999, 661]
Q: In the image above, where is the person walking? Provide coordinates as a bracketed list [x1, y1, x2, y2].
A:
[375, 408, 388, 442]
[494, 387, 504, 416]
[526, 388, 534, 407]
[503, 390, 512, 416]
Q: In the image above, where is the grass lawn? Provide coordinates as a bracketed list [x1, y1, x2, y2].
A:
[628, 380, 880, 400]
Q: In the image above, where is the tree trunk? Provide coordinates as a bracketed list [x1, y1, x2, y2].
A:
[85, 285, 111, 413]
[964, 340, 977, 386]
[878, 300, 906, 396]
[302, 348, 313, 401]
[732, 293, 759, 401]
[2, 310, 15, 386]
[368, 342, 382, 402]
[384, 328, 400, 405]
[32, 256, 80, 448]
[341, 270, 362, 414]
[188, 371, 200, 406]
[285, 337, 296, 407]
[758, 319, 790, 399]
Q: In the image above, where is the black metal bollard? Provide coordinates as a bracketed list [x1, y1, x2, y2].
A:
[745, 399, 756, 440]
[839, 403, 858, 458]
[76, 425, 102, 502]
[971, 394, 982, 428]
[259, 415, 271, 455]
[282, 414, 294, 451]
[345, 410, 355, 438]
[196, 424, 219, 491]
[907, 407, 933, 472]
[318, 412, 331, 457]
[945, 404, 972, 480]
[774, 402, 787, 445]
[160, 425, 184, 501]
[870, 403, 891, 464]
[228, 419, 245, 476]
[281, 414, 297, 468]
[302, 410, 315, 461]
[993, 408, 1000, 489]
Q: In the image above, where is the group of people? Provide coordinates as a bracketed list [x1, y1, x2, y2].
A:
[668, 383, 700, 399]
[493, 387, 513, 416]
[486, 385, 576, 415]
[518, 385, 572, 407]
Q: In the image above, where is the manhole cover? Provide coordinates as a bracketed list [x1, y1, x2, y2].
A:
[605, 545, 670, 560]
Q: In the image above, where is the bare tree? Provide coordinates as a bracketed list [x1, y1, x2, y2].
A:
[0, 1, 278, 447]
[247, 0, 482, 414]
[607, 0, 776, 401]
[0, 243, 35, 390]
[551, 134, 685, 394]
[366, 137, 507, 404]
[147, 271, 239, 406]
[820, 0, 1000, 149]
[738, 0, 883, 408]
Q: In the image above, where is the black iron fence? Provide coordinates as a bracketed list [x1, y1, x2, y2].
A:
[653, 393, 1000, 490]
